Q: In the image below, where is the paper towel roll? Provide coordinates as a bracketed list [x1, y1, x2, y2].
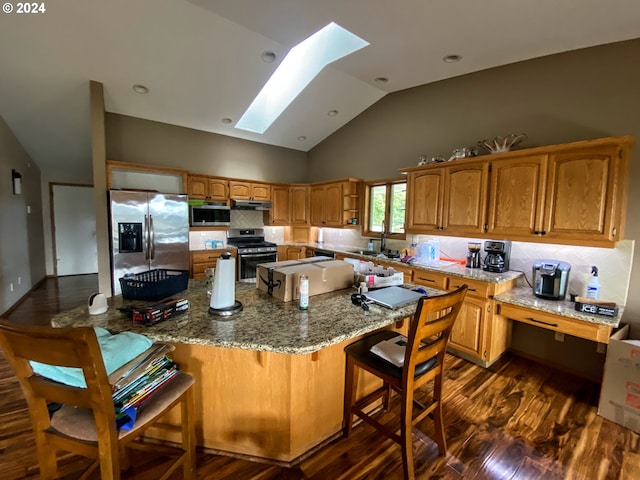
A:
[317, 228, 324, 243]
[210, 254, 235, 309]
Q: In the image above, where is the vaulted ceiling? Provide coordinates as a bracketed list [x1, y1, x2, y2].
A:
[2, 0, 640, 174]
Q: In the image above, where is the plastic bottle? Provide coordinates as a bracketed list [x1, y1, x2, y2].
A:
[586, 266, 601, 300]
[299, 275, 309, 310]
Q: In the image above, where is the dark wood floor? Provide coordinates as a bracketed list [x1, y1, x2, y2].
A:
[1, 275, 639, 479]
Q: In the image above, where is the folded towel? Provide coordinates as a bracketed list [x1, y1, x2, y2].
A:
[30, 327, 153, 388]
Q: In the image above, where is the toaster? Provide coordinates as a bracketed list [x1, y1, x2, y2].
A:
[532, 260, 571, 300]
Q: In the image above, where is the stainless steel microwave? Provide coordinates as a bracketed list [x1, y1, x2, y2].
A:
[189, 203, 231, 227]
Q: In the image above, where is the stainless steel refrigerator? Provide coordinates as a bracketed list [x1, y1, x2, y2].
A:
[108, 190, 189, 296]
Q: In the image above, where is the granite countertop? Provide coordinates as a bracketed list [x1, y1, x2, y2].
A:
[303, 242, 523, 285]
[51, 281, 444, 355]
[494, 286, 623, 328]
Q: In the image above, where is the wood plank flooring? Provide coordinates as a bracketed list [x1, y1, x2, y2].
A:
[1, 275, 639, 479]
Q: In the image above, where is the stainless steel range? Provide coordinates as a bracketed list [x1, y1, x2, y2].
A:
[226, 228, 278, 282]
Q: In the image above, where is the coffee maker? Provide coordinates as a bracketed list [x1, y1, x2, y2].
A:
[466, 242, 482, 269]
[532, 260, 571, 300]
[482, 240, 511, 273]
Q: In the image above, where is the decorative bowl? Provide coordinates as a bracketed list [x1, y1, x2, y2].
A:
[477, 133, 527, 153]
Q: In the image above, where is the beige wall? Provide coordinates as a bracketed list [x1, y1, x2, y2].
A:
[0, 115, 46, 314]
[308, 39, 640, 330]
[105, 113, 308, 183]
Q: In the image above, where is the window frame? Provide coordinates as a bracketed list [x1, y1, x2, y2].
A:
[362, 178, 407, 240]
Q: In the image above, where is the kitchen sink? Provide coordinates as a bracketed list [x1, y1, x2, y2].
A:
[348, 249, 380, 256]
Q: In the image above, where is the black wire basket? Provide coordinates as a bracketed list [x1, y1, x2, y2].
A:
[119, 269, 189, 301]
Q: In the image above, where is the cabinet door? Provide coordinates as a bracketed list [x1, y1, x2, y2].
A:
[229, 181, 252, 199]
[406, 169, 444, 233]
[188, 176, 208, 199]
[270, 185, 291, 225]
[290, 186, 310, 224]
[442, 161, 489, 236]
[542, 146, 620, 242]
[286, 247, 305, 260]
[486, 155, 548, 237]
[448, 296, 487, 359]
[207, 178, 228, 201]
[310, 186, 326, 226]
[251, 183, 271, 201]
[324, 183, 343, 226]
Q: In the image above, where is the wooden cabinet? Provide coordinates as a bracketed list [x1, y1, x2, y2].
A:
[406, 161, 488, 236]
[269, 185, 310, 226]
[190, 249, 236, 279]
[311, 179, 361, 228]
[229, 180, 271, 201]
[187, 175, 228, 201]
[285, 246, 306, 260]
[404, 136, 633, 248]
[413, 272, 517, 366]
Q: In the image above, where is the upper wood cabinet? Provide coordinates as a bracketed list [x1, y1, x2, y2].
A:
[403, 136, 633, 248]
[229, 180, 271, 201]
[310, 179, 361, 228]
[406, 161, 488, 237]
[268, 185, 310, 226]
[187, 175, 228, 201]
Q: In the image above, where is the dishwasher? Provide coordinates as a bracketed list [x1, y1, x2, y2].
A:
[312, 248, 335, 258]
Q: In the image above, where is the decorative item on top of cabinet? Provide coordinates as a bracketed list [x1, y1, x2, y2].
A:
[229, 180, 271, 201]
[310, 178, 361, 228]
[187, 175, 228, 201]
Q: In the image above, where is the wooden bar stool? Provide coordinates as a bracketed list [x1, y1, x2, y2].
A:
[342, 285, 467, 480]
[0, 319, 196, 480]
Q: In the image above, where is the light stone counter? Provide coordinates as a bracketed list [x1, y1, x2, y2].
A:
[51, 281, 445, 355]
[494, 286, 623, 328]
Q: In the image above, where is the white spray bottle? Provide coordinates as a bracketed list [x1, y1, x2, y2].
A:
[586, 266, 601, 300]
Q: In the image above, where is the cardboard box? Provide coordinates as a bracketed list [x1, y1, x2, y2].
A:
[598, 324, 640, 433]
[257, 259, 354, 302]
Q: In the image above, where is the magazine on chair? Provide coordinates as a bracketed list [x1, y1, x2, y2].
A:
[370, 335, 408, 367]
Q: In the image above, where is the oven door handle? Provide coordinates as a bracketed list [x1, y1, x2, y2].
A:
[240, 253, 277, 258]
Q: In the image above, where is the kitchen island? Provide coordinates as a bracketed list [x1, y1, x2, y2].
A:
[52, 281, 443, 463]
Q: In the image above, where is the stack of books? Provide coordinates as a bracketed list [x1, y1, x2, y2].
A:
[108, 343, 180, 429]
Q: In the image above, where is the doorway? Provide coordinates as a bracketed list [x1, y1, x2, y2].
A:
[51, 184, 98, 276]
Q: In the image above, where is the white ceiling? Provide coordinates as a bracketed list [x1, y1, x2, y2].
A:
[2, 0, 640, 174]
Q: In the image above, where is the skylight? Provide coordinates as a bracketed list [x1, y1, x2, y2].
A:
[235, 22, 369, 134]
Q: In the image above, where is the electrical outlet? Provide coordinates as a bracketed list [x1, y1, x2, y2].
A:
[554, 332, 565, 342]
[18, 276, 22, 285]
[10, 283, 14, 292]
[200, 232, 207, 236]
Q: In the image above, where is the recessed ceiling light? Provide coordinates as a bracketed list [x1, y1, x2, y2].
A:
[443, 54, 462, 63]
[261, 51, 277, 63]
[132, 84, 149, 94]
[297, 136, 307, 141]
[221, 118, 233, 124]
[236, 22, 369, 134]
[327, 109, 339, 117]
[374, 77, 389, 85]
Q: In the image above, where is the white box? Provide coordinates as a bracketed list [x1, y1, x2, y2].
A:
[598, 324, 640, 433]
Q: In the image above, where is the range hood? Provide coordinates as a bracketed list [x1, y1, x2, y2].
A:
[231, 199, 272, 211]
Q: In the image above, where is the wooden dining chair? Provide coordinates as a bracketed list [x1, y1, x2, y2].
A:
[0, 319, 196, 480]
[342, 285, 468, 480]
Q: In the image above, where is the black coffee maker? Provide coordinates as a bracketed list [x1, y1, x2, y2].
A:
[482, 240, 511, 273]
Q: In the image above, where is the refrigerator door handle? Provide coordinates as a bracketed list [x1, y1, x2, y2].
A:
[149, 214, 155, 260]
[144, 214, 150, 261]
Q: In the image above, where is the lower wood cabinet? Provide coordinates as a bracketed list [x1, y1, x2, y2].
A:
[190, 249, 236, 279]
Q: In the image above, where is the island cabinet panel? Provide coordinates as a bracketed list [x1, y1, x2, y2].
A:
[148, 338, 392, 462]
[486, 154, 548, 237]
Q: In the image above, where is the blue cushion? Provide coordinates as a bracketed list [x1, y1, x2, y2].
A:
[30, 327, 153, 388]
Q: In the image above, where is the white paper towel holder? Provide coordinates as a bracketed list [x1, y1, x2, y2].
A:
[208, 252, 243, 317]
